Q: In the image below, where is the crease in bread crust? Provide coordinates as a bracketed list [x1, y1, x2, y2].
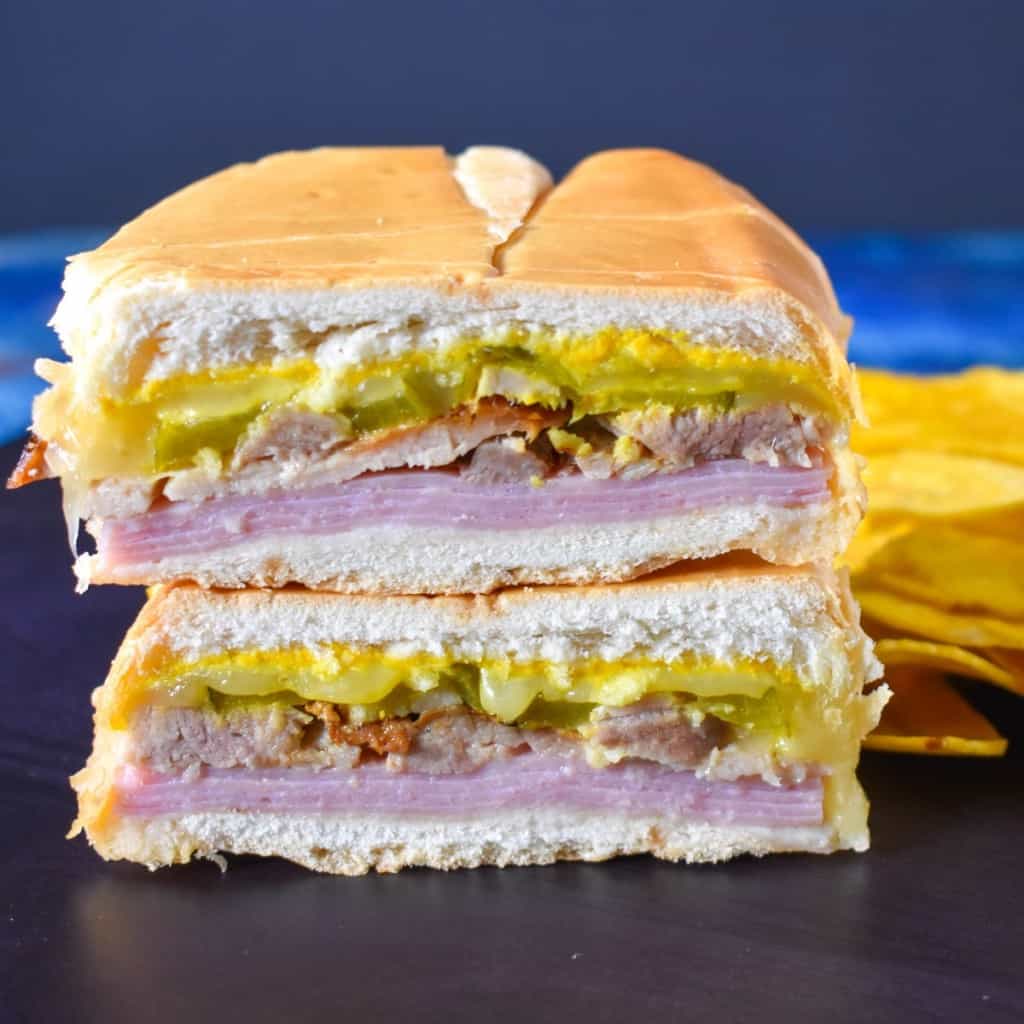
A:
[450, 145, 554, 251]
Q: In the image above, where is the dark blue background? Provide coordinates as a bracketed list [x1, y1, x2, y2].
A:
[2, 0, 1022, 232]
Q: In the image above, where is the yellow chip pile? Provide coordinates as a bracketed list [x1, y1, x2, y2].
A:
[849, 368, 1024, 756]
[864, 666, 1007, 757]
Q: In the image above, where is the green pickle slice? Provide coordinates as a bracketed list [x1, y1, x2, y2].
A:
[109, 329, 838, 476]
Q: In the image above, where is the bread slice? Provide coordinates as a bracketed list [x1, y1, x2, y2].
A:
[85, 810, 847, 875]
[71, 559, 888, 873]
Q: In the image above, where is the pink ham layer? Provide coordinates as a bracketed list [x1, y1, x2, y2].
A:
[114, 757, 826, 828]
[95, 461, 832, 566]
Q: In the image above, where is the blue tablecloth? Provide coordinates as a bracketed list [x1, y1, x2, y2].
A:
[2, 230, 1022, 445]
[0, 229, 108, 444]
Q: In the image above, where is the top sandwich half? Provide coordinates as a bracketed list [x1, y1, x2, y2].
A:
[13, 146, 864, 593]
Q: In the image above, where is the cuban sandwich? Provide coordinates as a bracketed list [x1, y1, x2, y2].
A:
[71, 560, 886, 872]
[15, 146, 863, 594]
[13, 145, 888, 872]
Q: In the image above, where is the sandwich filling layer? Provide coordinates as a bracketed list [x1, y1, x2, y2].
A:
[26, 327, 850, 564]
[71, 563, 887, 867]
[36, 327, 842, 482]
[79, 641, 887, 853]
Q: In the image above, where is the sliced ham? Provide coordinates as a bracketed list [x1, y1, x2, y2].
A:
[114, 757, 826, 828]
[95, 459, 832, 567]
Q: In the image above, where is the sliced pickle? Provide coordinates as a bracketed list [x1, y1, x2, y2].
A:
[344, 369, 471, 433]
[181, 661, 407, 705]
[152, 370, 310, 471]
[479, 664, 545, 722]
[647, 665, 776, 700]
[56, 326, 841, 480]
[702, 690, 789, 736]
[519, 699, 597, 731]
[444, 664, 486, 713]
[124, 647, 802, 733]
[154, 407, 261, 470]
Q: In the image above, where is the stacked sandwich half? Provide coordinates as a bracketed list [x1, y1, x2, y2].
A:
[14, 146, 888, 872]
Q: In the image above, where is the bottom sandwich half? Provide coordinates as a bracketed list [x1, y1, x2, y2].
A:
[71, 558, 888, 874]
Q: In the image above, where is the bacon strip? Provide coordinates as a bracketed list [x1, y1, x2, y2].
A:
[114, 758, 826, 828]
[6, 435, 50, 489]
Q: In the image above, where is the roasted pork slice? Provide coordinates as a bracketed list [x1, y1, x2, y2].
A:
[607, 403, 827, 468]
[71, 560, 888, 874]
[123, 699, 728, 776]
[222, 398, 566, 491]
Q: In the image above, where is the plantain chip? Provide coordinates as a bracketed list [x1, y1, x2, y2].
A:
[854, 368, 1024, 463]
[851, 366, 1024, 729]
[843, 515, 915, 573]
[865, 666, 1007, 757]
[985, 648, 1024, 692]
[856, 587, 1024, 650]
[947, 507, 1024, 542]
[862, 452, 1024, 518]
[874, 638, 1015, 685]
[851, 524, 1024, 620]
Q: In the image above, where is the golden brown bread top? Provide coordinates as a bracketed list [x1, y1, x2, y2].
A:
[69, 146, 843, 334]
[82, 147, 501, 286]
[496, 149, 847, 341]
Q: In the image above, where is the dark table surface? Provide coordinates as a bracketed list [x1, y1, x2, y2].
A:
[2, 440, 1023, 1024]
